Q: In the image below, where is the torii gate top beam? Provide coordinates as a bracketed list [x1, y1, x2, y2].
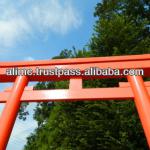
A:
[0, 54, 150, 82]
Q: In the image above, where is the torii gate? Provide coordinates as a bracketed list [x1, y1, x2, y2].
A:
[0, 54, 150, 150]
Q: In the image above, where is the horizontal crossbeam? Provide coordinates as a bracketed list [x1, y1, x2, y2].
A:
[0, 86, 150, 103]
[1, 54, 150, 67]
[119, 81, 150, 87]
[0, 54, 150, 82]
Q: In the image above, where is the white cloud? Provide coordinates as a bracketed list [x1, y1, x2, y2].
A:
[24, 56, 34, 61]
[0, 0, 82, 47]
[0, 18, 30, 46]
[29, 0, 81, 34]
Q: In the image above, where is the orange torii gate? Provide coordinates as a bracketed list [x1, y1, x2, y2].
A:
[0, 54, 150, 150]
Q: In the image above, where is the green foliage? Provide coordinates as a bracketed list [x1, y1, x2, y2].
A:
[90, 0, 150, 56]
[90, 14, 149, 56]
[24, 0, 150, 150]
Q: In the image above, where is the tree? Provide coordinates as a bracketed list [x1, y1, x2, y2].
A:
[90, 0, 150, 56]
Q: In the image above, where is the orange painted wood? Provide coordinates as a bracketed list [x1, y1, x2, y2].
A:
[0, 76, 28, 150]
[0, 54, 150, 149]
[69, 78, 82, 89]
[0, 54, 150, 82]
[0, 54, 150, 67]
[0, 86, 150, 103]
[119, 81, 150, 87]
[127, 76, 150, 147]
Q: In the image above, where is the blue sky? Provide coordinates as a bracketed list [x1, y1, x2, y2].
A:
[0, 0, 99, 61]
[0, 0, 100, 149]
